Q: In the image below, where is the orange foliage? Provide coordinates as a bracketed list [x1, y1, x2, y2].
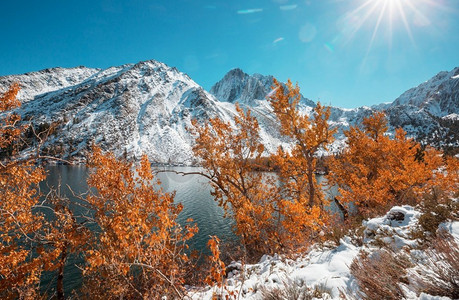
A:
[205, 236, 226, 287]
[84, 146, 197, 298]
[0, 84, 200, 298]
[0, 84, 89, 299]
[269, 78, 336, 245]
[43, 190, 91, 299]
[329, 112, 456, 218]
[191, 104, 281, 257]
[192, 79, 336, 255]
[3, 79, 456, 298]
[0, 84, 47, 298]
[429, 155, 459, 198]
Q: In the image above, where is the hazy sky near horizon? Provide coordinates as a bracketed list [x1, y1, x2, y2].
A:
[1, 0, 458, 108]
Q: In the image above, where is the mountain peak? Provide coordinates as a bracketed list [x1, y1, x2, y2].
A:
[210, 69, 275, 104]
[391, 67, 459, 116]
[210, 69, 315, 108]
[225, 68, 247, 79]
[2, 60, 457, 164]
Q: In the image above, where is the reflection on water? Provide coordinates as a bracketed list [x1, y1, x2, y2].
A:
[154, 166, 236, 251]
[41, 165, 235, 295]
[43, 165, 236, 253]
[40, 165, 336, 294]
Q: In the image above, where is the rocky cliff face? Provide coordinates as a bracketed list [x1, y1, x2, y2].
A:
[1, 61, 457, 164]
[210, 68, 315, 107]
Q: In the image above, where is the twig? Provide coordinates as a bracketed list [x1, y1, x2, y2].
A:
[127, 262, 184, 299]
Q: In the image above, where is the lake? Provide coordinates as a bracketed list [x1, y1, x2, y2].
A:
[40, 165, 335, 295]
[40, 165, 236, 295]
[43, 165, 236, 248]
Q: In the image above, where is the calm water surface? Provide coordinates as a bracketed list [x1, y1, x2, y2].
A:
[40, 166, 334, 295]
[40, 165, 235, 295]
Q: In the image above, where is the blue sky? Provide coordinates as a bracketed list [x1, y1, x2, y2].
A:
[1, 0, 458, 108]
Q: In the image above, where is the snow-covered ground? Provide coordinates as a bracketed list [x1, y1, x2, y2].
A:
[187, 206, 459, 299]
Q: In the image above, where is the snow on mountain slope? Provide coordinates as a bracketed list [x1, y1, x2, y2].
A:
[0, 66, 100, 103]
[208, 68, 364, 154]
[391, 67, 459, 116]
[10, 60, 235, 164]
[385, 67, 459, 147]
[1, 61, 457, 164]
[210, 68, 315, 107]
[209, 66, 459, 152]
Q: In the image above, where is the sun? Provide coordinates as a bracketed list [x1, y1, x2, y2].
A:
[343, 0, 434, 49]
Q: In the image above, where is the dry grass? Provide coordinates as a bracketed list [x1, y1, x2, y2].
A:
[350, 249, 411, 300]
[259, 279, 332, 300]
[418, 189, 459, 237]
[413, 231, 459, 299]
[351, 228, 459, 299]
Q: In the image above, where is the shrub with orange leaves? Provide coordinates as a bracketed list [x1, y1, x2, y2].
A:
[269, 78, 336, 246]
[83, 146, 198, 298]
[0, 84, 47, 298]
[329, 112, 456, 218]
[191, 104, 281, 258]
[205, 236, 226, 288]
[204, 236, 238, 299]
[192, 79, 336, 256]
[0, 84, 90, 299]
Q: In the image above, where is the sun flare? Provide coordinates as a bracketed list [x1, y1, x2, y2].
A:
[345, 0, 435, 48]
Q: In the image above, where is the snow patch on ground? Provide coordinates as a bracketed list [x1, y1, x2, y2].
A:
[188, 206, 459, 299]
[442, 113, 459, 121]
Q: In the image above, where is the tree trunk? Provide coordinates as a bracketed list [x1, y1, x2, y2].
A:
[57, 244, 67, 300]
[307, 157, 315, 207]
[333, 197, 348, 221]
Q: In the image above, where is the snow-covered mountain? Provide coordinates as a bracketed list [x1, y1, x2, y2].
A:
[210, 68, 315, 107]
[1, 60, 241, 164]
[1, 61, 457, 164]
[0, 66, 100, 103]
[391, 68, 459, 115]
[214, 66, 459, 149]
[385, 67, 459, 148]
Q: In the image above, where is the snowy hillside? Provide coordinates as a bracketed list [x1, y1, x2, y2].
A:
[1, 61, 458, 163]
[391, 67, 459, 115]
[189, 205, 459, 299]
[385, 67, 459, 147]
[0, 66, 100, 103]
[210, 68, 315, 107]
[209, 67, 459, 151]
[7, 60, 238, 164]
[208, 69, 377, 154]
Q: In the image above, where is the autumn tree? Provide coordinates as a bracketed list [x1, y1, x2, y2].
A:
[0, 84, 91, 299]
[191, 104, 281, 257]
[191, 79, 337, 255]
[83, 146, 198, 299]
[269, 78, 336, 244]
[41, 188, 91, 299]
[0, 84, 200, 298]
[0, 83, 47, 298]
[328, 112, 456, 218]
